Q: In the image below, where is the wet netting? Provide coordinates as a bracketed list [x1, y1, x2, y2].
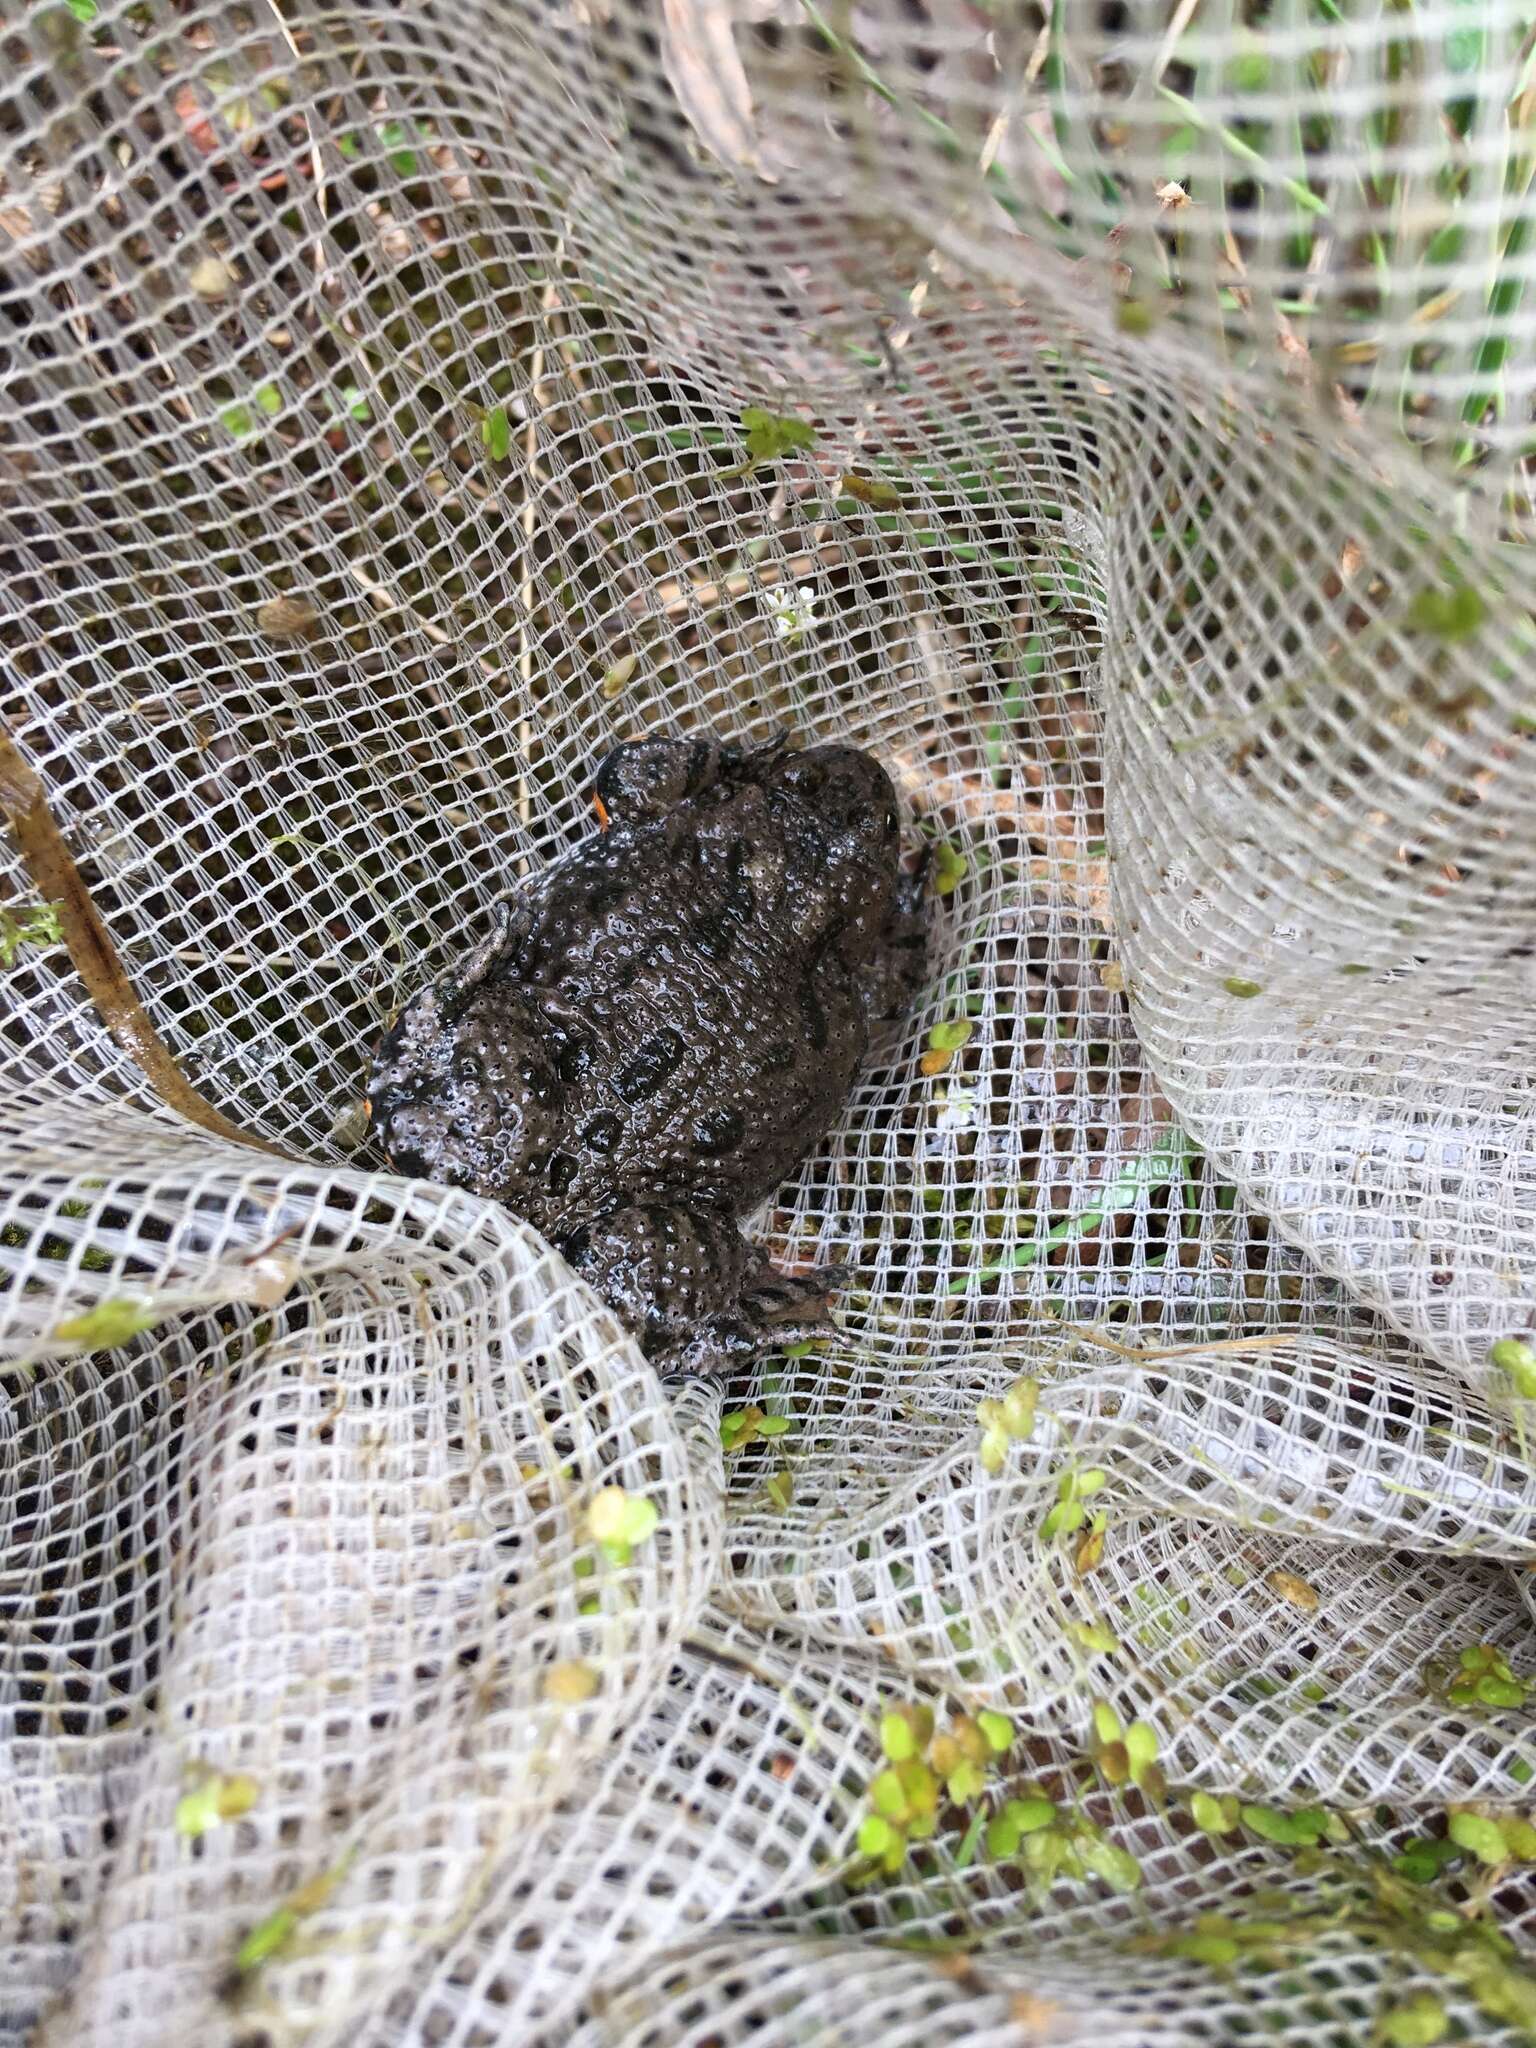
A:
[4, 3, 1536, 2043]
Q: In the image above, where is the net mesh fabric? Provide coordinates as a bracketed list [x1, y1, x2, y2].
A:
[3, 2, 1536, 2042]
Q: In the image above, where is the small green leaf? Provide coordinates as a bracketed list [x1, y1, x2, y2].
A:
[1023, 1823, 1073, 1877]
[1171, 1930, 1240, 1966]
[587, 1487, 658, 1552]
[977, 1710, 1013, 1754]
[1116, 299, 1154, 337]
[1408, 581, 1485, 641]
[174, 1783, 222, 1837]
[1241, 1803, 1326, 1847]
[1476, 1675, 1526, 1708]
[1228, 47, 1270, 92]
[870, 1766, 908, 1819]
[720, 1404, 791, 1452]
[1223, 976, 1263, 999]
[601, 652, 638, 700]
[1000, 1379, 1038, 1438]
[1491, 1338, 1536, 1399]
[221, 403, 256, 440]
[986, 1811, 1021, 1859]
[896, 1758, 939, 1819]
[1040, 1499, 1084, 1541]
[1448, 1809, 1511, 1865]
[1190, 1791, 1236, 1836]
[587, 1489, 630, 1545]
[880, 1712, 916, 1764]
[376, 120, 421, 178]
[255, 383, 282, 417]
[1124, 1720, 1159, 1774]
[945, 1759, 986, 1804]
[53, 1298, 160, 1348]
[1079, 1837, 1142, 1892]
[1067, 1620, 1120, 1655]
[927, 1017, 973, 1055]
[234, 1906, 298, 1975]
[1092, 1700, 1122, 1746]
[336, 132, 361, 160]
[0, 902, 63, 968]
[1005, 1796, 1057, 1835]
[177, 1769, 258, 1835]
[482, 405, 511, 461]
[933, 840, 967, 896]
[341, 384, 370, 422]
[219, 1774, 258, 1818]
[618, 1496, 657, 1545]
[857, 1813, 899, 1860]
[764, 1465, 794, 1512]
[740, 405, 816, 465]
[1376, 1991, 1450, 2046]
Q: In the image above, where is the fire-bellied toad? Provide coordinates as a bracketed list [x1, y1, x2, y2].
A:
[367, 734, 928, 1374]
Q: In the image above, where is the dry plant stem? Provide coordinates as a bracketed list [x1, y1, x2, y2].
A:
[0, 729, 292, 1159]
[518, 245, 564, 832]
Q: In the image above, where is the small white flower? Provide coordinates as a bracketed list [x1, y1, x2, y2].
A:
[935, 1087, 979, 1133]
[766, 583, 820, 645]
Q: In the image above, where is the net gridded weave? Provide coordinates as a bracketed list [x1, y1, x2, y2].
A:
[4, 0, 1536, 2042]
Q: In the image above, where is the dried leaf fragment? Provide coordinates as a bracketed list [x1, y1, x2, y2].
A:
[661, 0, 772, 178]
[1265, 1569, 1319, 1612]
[257, 595, 319, 642]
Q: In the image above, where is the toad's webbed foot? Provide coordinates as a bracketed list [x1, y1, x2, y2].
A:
[863, 846, 931, 1023]
[557, 1202, 846, 1377]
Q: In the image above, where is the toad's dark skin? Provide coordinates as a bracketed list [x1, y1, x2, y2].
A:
[368, 735, 928, 1374]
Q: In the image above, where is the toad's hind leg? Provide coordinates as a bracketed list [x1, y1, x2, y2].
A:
[558, 1202, 847, 1378]
[687, 1254, 851, 1377]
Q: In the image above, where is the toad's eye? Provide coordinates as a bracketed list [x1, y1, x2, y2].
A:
[883, 807, 898, 835]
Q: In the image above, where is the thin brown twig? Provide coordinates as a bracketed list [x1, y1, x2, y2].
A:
[1059, 1322, 1311, 1364]
[343, 560, 507, 801]
[517, 244, 565, 833]
[266, 0, 329, 286]
[0, 729, 293, 1159]
[634, 542, 864, 621]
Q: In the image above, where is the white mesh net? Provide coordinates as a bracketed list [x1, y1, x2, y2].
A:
[5, 2, 1536, 2042]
